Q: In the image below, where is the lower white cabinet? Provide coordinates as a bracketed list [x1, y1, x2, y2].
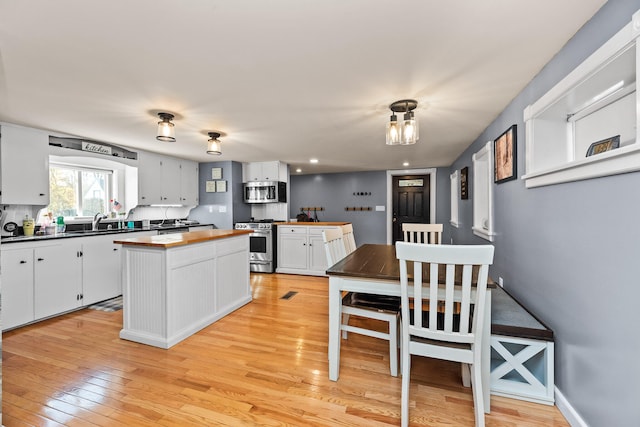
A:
[81, 234, 122, 306]
[1, 230, 158, 331]
[2, 241, 83, 329]
[2, 247, 35, 329]
[277, 225, 340, 276]
[34, 241, 83, 319]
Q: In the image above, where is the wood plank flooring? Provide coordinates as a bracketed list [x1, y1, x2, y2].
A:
[3, 273, 569, 426]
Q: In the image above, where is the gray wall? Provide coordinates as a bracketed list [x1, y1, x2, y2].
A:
[290, 168, 450, 245]
[449, 1, 640, 425]
[290, 171, 388, 245]
[188, 161, 250, 229]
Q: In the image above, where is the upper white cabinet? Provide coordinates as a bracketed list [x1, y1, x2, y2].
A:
[523, 9, 640, 188]
[243, 161, 287, 182]
[138, 151, 198, 206]
[137, 151, 163, 204]
[160, 156, 181, 204]
[0, 124, 50, 205]
[180, 160, 199, 205]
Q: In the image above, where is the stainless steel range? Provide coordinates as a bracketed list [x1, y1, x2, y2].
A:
[235, 220, 276, 273]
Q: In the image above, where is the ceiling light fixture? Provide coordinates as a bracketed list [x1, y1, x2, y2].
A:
[156, 112, 176, 142]
[207, 132, 222, 155]
[386, 99, 418, 145]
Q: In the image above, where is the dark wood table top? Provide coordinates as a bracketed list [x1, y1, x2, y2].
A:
[326, 244, 495, 287]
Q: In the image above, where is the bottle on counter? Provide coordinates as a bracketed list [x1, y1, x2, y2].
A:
[56, 216, 65, 233]
[23, 215, 35, 237]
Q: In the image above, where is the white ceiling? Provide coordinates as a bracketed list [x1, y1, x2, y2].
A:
[0, 0, 606, 174]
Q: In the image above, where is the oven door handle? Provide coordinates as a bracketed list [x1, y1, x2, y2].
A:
[250, 260, 271, 265]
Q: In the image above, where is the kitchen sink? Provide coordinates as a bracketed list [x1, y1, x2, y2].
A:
[67, 228, 140, 234]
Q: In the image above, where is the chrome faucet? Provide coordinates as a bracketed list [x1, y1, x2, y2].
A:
[93, 213, 108, 231]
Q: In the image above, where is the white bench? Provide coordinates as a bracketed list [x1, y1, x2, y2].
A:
[490, 286, 555, 405]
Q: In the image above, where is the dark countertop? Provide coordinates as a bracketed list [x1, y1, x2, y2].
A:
[1, 223, 214, 244]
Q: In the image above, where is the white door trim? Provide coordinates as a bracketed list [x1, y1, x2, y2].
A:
[386, 168, 437, 244]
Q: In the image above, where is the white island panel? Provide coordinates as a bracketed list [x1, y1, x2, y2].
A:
[119, 233, 251, 348]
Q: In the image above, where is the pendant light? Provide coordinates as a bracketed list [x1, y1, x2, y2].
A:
[386, 99, 418, 145]
[386, 112, 401, 145]
[156, 112, 176, 142]
[207, 132, 222, 155]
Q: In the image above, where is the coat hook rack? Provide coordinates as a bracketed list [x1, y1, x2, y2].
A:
[300, 207, 324, 212]
[344, 206, 372, 211]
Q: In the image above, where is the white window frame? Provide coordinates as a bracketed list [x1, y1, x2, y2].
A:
[472, 141, 495, 242]
[450, 170, 460, 228]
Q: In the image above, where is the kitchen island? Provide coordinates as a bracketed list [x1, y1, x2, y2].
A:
[114, 229, 252, 349]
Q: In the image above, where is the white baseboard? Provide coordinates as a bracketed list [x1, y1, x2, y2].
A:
[555, 386, 588, 427]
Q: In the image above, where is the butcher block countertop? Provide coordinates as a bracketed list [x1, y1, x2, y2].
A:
[113, 229, 252, 248]
[275, 221, 350, 226]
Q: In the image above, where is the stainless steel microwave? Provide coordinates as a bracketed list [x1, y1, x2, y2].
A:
[243, 181, 287, 203]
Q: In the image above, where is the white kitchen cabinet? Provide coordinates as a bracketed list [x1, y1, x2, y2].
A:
[138, 151, 198, 205]
[308, 231, 328, 272]
[278, 228, 308, 270]
[0, 124, 50, 205]
[34, 240, 83, 320]
[277, 225, 340, 276]
[1, 230, 160, 330]
[243, 161, 287, 182]
[1, 247, 35, 329]
[137, 151, 163, 204]
[160, 156, 181, 204]
[81, 233, 122, 305]
[180, 160, 199, 205]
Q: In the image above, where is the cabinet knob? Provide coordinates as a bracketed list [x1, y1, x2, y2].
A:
[19, 260, 27, 264]
[37, 257, 44, 261]
[113, 248, 118, 251]
[39, 193, 46, 196]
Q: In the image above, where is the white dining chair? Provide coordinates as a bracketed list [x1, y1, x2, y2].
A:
[341, 223, 357, 255]
[402, 223, 443, 244]
[322, 229, 401, 376]
[395, 241, 494, 427]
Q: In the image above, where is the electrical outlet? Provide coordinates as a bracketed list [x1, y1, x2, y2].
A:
[498, 277, 504, 287]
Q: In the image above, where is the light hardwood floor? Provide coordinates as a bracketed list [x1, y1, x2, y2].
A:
[3, 273, 569, 426]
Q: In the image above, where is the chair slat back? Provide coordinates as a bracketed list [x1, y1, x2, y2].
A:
[402, 223, 443, 244]
[396, 242, 494, 346]
[341, 223, 357, 255]
[322, 228, 347, 266]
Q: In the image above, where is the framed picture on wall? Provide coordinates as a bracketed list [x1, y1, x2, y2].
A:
[460, 166, 468, 199]
[494, 124, 517, 183]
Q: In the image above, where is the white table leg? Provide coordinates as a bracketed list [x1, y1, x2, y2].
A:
[482, 289, 492, 413]
[328, 277, 341, 381]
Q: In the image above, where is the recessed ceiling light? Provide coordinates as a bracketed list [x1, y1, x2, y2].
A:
[310, 158, 318, 164]
[296, 168, 302, 173]
[403, 162, 409, 167]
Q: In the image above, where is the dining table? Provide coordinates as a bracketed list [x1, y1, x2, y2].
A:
[326, 243, 494, 412]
